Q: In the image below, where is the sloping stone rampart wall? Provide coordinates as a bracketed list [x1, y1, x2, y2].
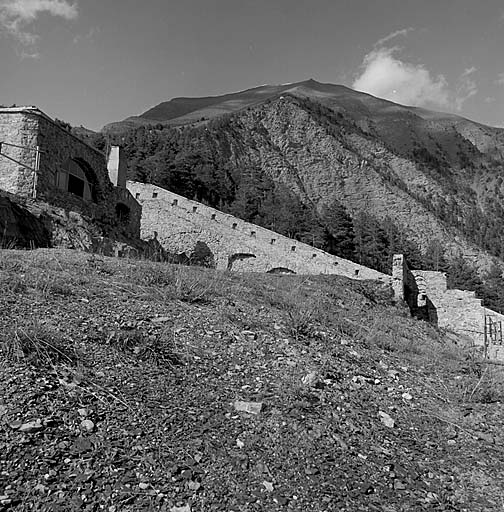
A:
[126, 181, 391, 282]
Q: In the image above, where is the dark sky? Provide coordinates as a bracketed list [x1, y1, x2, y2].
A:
[1, 0, 504, 130]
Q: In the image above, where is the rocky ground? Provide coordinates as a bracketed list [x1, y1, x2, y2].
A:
[1, 249, 504, 511]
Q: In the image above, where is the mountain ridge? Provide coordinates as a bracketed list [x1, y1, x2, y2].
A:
[103, 79, 492, 134]
[92, 81, 504, 289]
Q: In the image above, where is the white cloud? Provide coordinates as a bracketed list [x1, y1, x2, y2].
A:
[352, 42, 478, 112]
[352, 47, 450, 108]
[454, 67, 478, 111]
[0, 0, 77, 45]
[73, 26, 97, 45]
[374, 27, 414, 48]
[462, 66, 477, 77]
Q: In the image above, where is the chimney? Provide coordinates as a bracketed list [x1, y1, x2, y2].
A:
[107, 146, 126, 188]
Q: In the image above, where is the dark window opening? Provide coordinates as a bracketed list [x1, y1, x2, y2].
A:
[354, 269, 360, 276]
[68, 174, 85, 198]
[172, 199, 178, 206]
[211, 213, 216, 220]
[232, 223, 237, 229]
[192, 206, 198, 213]
[57, 158, 96, 201]
[291, 246, 296, 252]
[116, 203, 130, 223]
[312, 254, 317, 258]
[271, 239, 276, 244]
[251, 231, 256, 237]
[135, 192, 140, 199]
[152, 192, 158, 198]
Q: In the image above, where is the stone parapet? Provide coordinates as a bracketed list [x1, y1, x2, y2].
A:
[127, 181, 391, 283]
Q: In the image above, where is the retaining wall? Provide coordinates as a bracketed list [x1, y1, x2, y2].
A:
[127, 181, 391, 283]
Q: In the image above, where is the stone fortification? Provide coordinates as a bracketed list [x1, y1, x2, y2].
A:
[126, 181, 391, 282]
[393, 254, 504, 356]
[0, 108, 38, 197]
[0, 107, 140, 239]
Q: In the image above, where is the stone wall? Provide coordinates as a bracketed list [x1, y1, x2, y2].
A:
[392, 254, 419, 305]
[411, 270, 486, 345]
[392, 254, 504, 355]
[0, 109, 39, 197]
[0, 107, 141, 240]
[126, 181, 391, 283]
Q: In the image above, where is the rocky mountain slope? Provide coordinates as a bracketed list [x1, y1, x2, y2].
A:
[2, 249, 504, 510]
[100, 80, 504, 272]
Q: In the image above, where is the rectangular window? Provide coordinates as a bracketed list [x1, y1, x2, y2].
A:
[172, 199, 178, 206]
[68, 174, 85, 198]
[152, 192, 158, 198]
[251, 231, 256, 237]
[192, 206, 198, 213]
[56, 171, 67, 190]
[211, 213, 216, 220]
[270, 239, 276, 244]
[291, 246, 296, 252]
[135, 193, 140, 199]
[232, 223, 237, 229]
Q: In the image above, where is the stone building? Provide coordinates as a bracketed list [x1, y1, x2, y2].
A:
[0, 106, 140, 238]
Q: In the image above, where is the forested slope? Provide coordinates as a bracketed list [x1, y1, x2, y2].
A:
[77, 82, 504, 311]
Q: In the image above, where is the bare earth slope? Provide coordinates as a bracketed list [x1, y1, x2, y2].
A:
[2, 249, 504, 510]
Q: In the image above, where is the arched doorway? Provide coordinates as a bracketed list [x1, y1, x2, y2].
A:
[56, 159, 96, 201]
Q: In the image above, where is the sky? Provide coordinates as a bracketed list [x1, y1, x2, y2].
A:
[1, 0, 504, 130]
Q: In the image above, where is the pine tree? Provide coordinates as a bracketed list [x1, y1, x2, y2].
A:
[423, 239, 449, 272]
[446, 254, 483, 292]
[480, 264, 504, 313]
[353, 211, 388, 273]
[320, 200, 355, 259]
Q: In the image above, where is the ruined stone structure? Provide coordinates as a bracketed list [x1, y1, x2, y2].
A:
[126, 181, 391, 282]
[4, 105, 503, 359]
[393, 255, 504, 358]
[0, 106, 140, 239]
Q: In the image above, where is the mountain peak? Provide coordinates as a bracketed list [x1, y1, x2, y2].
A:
[102, 79, 476, 135]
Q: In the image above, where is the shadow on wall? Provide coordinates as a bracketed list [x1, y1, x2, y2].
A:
[410, 294, 439, 326]
[403, 265, 439, 327]
[267, 267, 296, 275]
[190, 241, 216, 268]
[141, 235, 216, 269]
[227, 253, 256, 271]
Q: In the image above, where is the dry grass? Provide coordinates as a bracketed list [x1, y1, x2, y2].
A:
[0, 321, 78, 367]
[3, 248, 504, 406]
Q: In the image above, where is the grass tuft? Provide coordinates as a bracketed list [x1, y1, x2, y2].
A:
[0, 322, 78, 367]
